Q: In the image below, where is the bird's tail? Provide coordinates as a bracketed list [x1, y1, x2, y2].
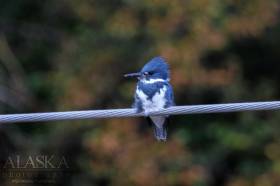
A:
[148, 116, 169, 141]
[153, 125, 167, 142]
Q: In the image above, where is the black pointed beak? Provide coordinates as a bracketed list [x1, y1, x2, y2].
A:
[124, 72, 141, 78]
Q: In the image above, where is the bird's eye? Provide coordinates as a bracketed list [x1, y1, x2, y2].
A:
[143, 71, 153, 76]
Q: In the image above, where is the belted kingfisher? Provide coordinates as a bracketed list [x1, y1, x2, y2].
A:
[124, 56, 174, 141]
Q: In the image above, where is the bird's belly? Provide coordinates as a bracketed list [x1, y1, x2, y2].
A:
[136, 86, 167, 112]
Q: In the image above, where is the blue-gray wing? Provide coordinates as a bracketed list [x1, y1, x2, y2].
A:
[164, 83, 175, 107]
[133, 91, 143, 113]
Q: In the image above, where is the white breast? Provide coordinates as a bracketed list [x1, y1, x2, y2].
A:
[136, 85, 167, 113]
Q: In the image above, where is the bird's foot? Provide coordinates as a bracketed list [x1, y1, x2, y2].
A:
[144, 110, 150, 117]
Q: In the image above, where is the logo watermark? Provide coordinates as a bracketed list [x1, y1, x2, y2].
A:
[0, 154, 73, 184]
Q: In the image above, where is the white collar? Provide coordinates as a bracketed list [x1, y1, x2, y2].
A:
[140, 78, 169, 84]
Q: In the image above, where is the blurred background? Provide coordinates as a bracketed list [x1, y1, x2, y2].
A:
[0, 0, 280, 185]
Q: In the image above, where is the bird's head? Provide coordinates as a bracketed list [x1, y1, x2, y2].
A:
[124, 56, 170, 81]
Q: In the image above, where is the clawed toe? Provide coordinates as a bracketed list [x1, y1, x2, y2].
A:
[144, 111, 150, 117]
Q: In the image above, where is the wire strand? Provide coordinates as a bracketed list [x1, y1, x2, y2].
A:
[0, 101, 280, 123]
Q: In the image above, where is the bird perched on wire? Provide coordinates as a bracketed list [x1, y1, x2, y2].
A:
[124, 56, 175, 141]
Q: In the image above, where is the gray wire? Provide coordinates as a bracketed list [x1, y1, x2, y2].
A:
[0, 101, 280, 123]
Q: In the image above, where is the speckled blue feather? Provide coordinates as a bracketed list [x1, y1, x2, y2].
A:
[141, 57, 170, 80]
